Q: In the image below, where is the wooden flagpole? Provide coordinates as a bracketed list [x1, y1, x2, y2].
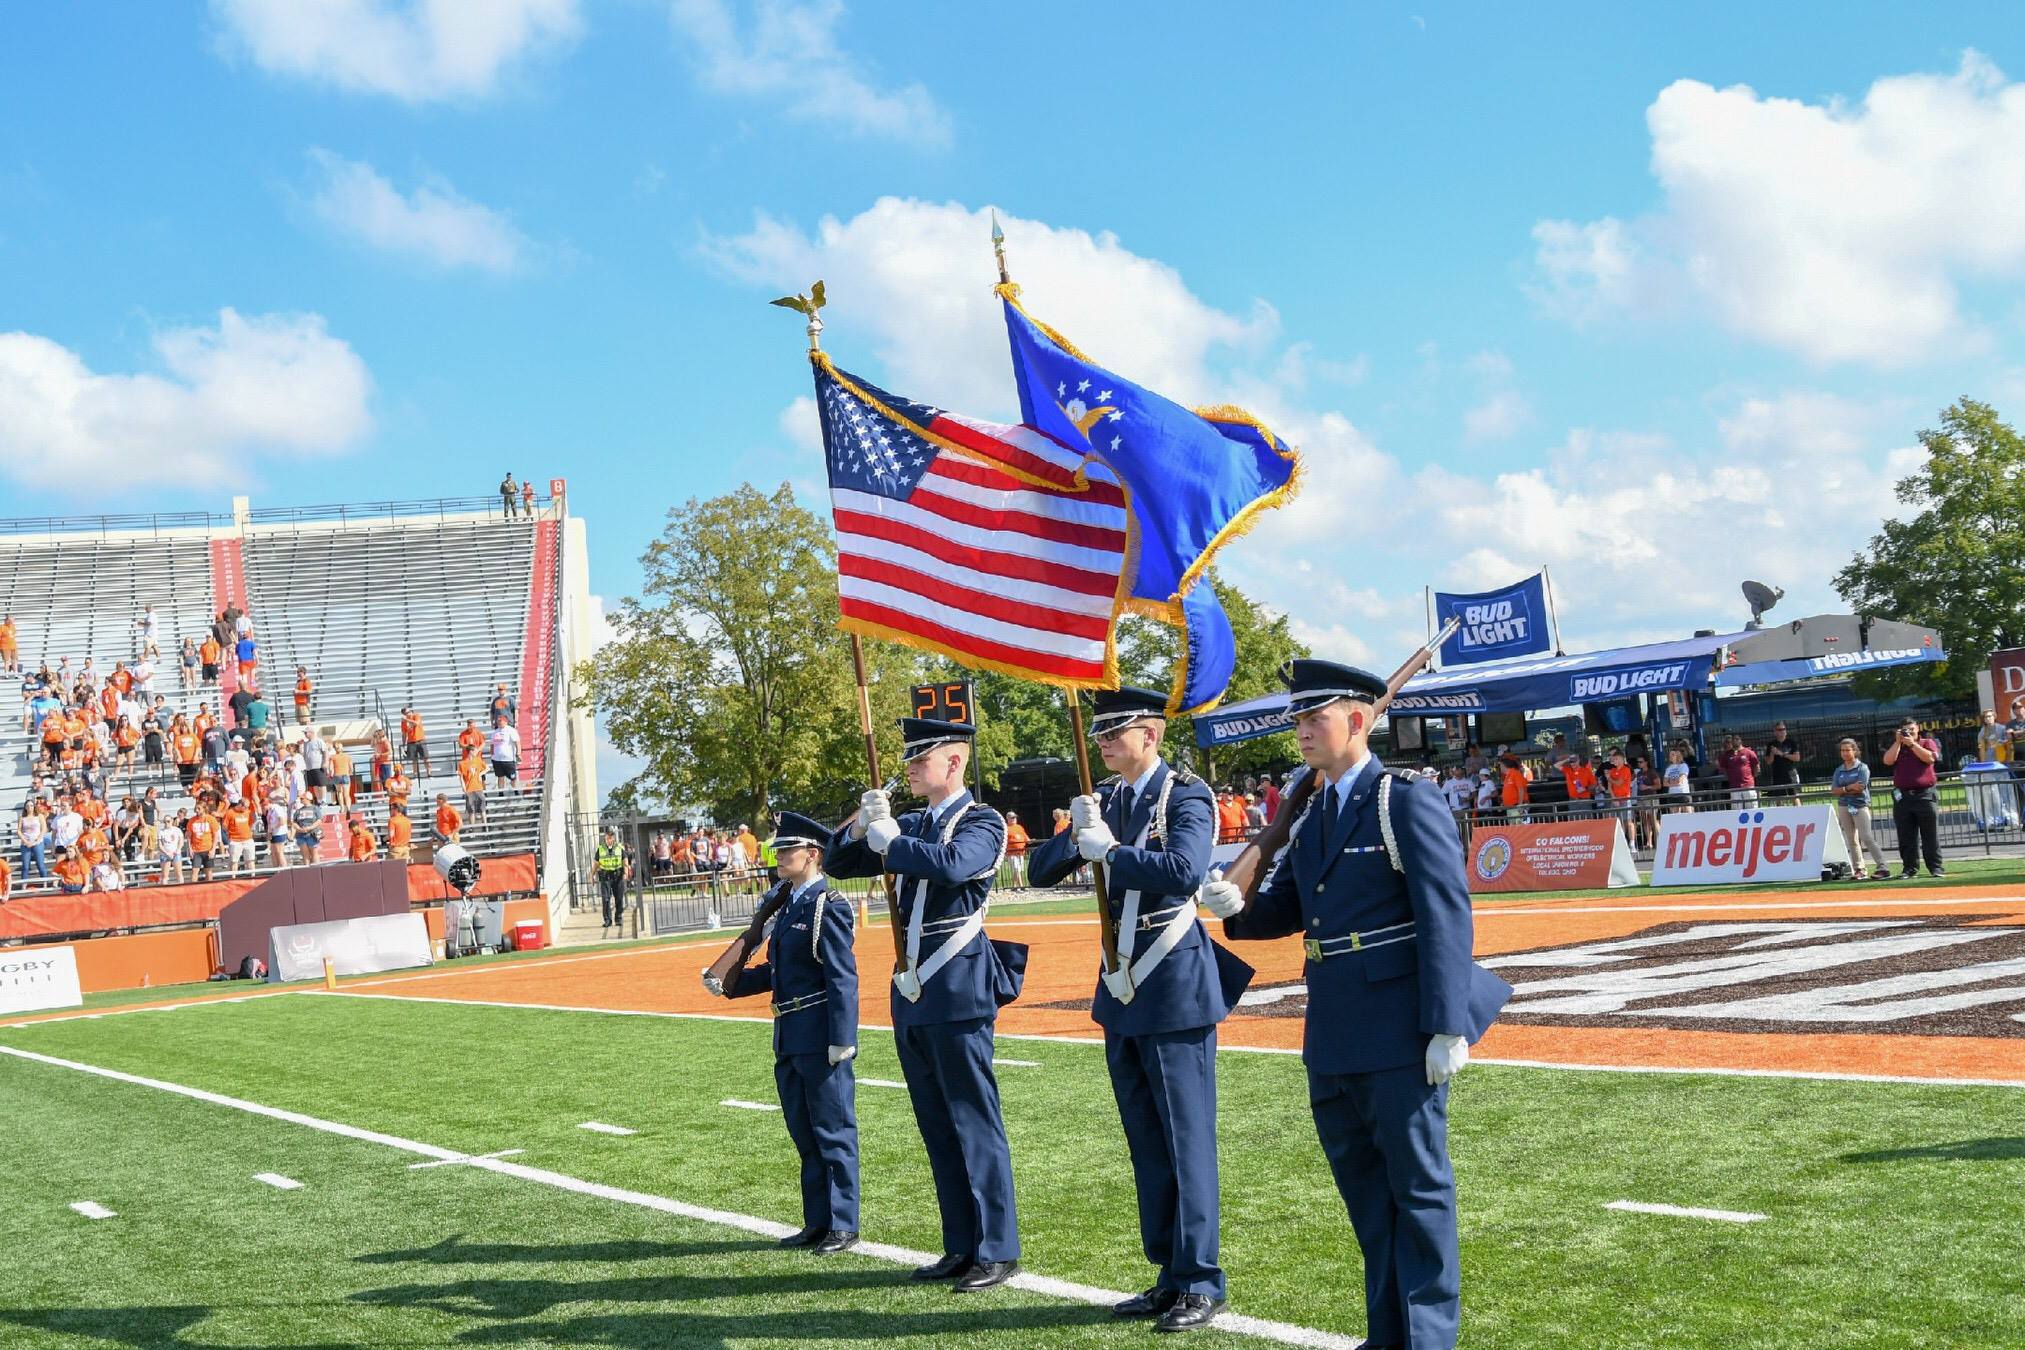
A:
[1065, 690, 1122, 974]
[850, 634, 906, 972]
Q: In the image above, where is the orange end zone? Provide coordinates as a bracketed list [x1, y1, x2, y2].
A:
[315, 886, 2025, 1086]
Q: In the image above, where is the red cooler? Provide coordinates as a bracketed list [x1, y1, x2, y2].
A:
[513, 920, 546, 951]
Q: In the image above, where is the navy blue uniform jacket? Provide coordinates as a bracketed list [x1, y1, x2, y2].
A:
[1225, 758, 1510, 1075]
[730, 877, 859, 1057]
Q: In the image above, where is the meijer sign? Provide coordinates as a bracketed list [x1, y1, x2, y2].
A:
[1650, 806, 1848, 886]
[0, 945, 84, 1015]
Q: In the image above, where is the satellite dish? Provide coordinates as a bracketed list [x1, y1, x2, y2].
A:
[1741, 580, 1785, 629]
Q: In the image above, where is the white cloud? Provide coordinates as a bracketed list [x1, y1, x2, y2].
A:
[213, 0, 579, 102]
[669, 0, 950, 147]
[1527, 52, 2025, 366]
[1463, 389, 1533, 444]
[1423, 395, 1918, 636]
[0, 309, 372, 488]
[304, 150, 531, 274]
[777, 394, 821, 452]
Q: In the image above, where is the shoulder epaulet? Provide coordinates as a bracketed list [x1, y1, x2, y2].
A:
[1169, 766, 1201, 787]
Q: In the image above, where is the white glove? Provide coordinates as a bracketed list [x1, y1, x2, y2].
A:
[701, 972, 725, 997]
[1101, 963, 1137, 1005]
[1069, 793, 1102, 831]
[865, 816, 900, 855]
[1200, 878, 1245, 919]
[1426, 1033, 1469, 1086]
[893, 966, 923, 1002]
[852, 789, 891, 839]
[1075, 820, 1117, 862]
[827, 1044, 856, 1066]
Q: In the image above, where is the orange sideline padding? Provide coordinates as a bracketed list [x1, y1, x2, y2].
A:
[0, 853, 540, 939]
[66, 927, 221, 993]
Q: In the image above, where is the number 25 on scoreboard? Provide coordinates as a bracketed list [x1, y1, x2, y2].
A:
[911, 680, 973, 726]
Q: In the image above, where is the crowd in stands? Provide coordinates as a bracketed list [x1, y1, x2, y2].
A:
[0, 603, 528, 903]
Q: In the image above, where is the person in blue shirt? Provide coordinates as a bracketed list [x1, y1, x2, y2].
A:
[1207, 659, 1511, 1350]
[1027, 685, 1253, 1333]
[717, 811, 860, 1253]
[826, 716, 1027, 1292]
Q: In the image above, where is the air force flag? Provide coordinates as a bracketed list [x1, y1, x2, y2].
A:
[1434, 573, 1553, 666]
[999, 287, 1299, 714]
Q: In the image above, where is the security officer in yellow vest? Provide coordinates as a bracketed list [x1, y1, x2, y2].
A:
[1206, 659, 1510, 1350]
[722, 811, 860, 1253]
[1027, 684, 1253, 1333]
[594, 828, 631, 933]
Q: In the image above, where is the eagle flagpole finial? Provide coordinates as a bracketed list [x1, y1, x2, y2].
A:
[769, 279, 827, 352]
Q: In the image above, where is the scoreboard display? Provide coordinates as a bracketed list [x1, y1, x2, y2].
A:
[909, 680, 974, 726]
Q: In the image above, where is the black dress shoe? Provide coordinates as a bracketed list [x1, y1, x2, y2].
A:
[911, 1253, 974, 1281]
[1154, 1294, 1226, 1332]
[952, 1259, 1018, 1292]
[1112, 1287, 1180, 1318]
[776, 1225, 824, 1249]
[813, 1229, 859, 1254]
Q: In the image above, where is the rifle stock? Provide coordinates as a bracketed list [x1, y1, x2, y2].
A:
[1221, 618, 1461, 904]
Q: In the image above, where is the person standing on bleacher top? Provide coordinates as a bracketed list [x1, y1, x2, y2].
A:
[401, 706, 429, 776]
[501, 472, 519, 519]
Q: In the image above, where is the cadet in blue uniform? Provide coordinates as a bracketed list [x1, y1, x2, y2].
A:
[826, 717, 1028, 1291]
[717, 811, 860, 1253]
[1206, 660, 1511, 1350]
[1028, 685, 1253, 1334]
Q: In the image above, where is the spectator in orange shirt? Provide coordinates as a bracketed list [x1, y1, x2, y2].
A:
[347, 818, 378, 862]
[371, 728, 394, 787]
[294, 667, 314, 724]
[386, 766, 412, 818]
[1602, 748, 1636, 845]
[328, 743, 355, 809]
[40, 709, 67, 768]
[432, 793, 462, 844]
[200, 635, 222, 685]
[1500, 753, 1531, 823]
[457, 718, 485, 758]
[0, 849, 10, 901]
[223, 802, 257, 876]
[457, 747, 487, 821]
[1561, 752, 1600, 819]
[0, 613, 17, 673]
[184, 807, 219, 880]
[386, 809, 413, 861]
[521, 477, 536, 515]
[171, 718, 201, 789]
[1003, 810, 1031, 891]
[400, 706, 429, 774]
[77, 823, 110, 869]
[1215, 789, 1247, 844]
[53, 847, 88, 894]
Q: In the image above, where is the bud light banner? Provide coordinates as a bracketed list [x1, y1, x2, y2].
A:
[1434, 574, 1551, 666]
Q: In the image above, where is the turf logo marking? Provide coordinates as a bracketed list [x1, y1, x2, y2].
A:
[68, 1201, 115, 1220]
[252, 1173, 302, 1190]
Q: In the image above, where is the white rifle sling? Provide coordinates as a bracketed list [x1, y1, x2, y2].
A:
[1112, 772, 1201, 993]
[1377, 774, 1404, 874]
[898, 800, 995, 999]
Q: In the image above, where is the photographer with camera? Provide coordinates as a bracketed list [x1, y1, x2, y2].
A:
[1881, 718, 1945, 880]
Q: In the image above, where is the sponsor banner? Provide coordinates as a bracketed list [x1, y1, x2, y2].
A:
[1468, 820, 1640, 894]
[1650, 805, 1848, 887]
[1195, 699, 1295, 746]
[1719, 645, 1947, 689]
[1991, 647, 2025, 712]
[1568, 660, 1690, 703]
[0, 945, 83, 1015]
[1434, 574, 1552, 666]
[267, 912, 433, 984]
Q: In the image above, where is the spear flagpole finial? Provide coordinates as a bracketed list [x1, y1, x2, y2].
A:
[767, 279, 828, 352]
[990, 210, 1011, 286]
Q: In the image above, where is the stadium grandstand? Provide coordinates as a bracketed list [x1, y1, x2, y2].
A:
[0, 491, 597, 974]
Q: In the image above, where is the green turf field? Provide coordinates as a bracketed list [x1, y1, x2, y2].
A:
[3, 991, 2022, 1347]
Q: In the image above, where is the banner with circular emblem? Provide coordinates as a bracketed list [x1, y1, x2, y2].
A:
[1466, 818, 1640, 894]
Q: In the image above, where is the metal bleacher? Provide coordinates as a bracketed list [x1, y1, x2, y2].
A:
[0, 504, 556, 901]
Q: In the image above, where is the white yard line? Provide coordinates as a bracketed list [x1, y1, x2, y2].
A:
[303, 989, 2025, 1088]
[4, 991, 301, 1029]
[858, 1078, 908, 1089]
[1480, 895, 2025, 917]
[1605, 1200, 1765, 1224]
[408, 1149, 525, 1170]
[720, 1099, 781, 1112]
[577, 1121, 636, 1136]
[252, 1172, 302, 1190]
[994, 1058, 1041, 1067]
[68, 1201, 115, 1219]
[0, 1043, 1360, 1349]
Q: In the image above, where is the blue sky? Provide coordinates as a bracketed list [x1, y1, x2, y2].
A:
[6, 3, 2025, 791]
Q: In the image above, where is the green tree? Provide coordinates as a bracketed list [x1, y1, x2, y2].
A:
[580, 483, 911, 825]
[1834, 398, 2025, 700]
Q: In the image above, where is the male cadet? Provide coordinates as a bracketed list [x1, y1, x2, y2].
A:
[715, 811, 860, 1253]
[1205, 659, 1511, 1350]
[826, 715, 1027, 1291]
[1027, 686, 1253, 1333]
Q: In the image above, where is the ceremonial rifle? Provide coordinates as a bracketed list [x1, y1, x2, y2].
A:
[1219, 617, 1460, 906]
[703, 773, 901, 998]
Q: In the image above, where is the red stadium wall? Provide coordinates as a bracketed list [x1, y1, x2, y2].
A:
[515, 518, 558, 781]
[0, 853, 538, 940]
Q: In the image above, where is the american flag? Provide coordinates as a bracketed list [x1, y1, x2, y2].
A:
[814, 358, 1129, 687]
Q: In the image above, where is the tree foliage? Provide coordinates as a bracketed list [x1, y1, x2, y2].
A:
[1834, 398, 2025, 700]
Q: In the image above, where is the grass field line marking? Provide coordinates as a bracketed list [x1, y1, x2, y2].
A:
[1477, 1056, 2025, 1089]
[3, 991, 302, 1028]
[305, 989, 2025, 1087]
[0, 1041, 1367, 1346]
[994, 1058, 1041, 1067]
[859, 1077, 908, 1089]
[720, 1099, 781, 1112]
[339, 941, 708, 990]
[408, 1149, 526, 1170]
[68, 1201, 115, 1219]
[578, 1121, 636, 1135]
[1606, 1200, 1766, 1223]
[252, 1172, 302, 1190]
